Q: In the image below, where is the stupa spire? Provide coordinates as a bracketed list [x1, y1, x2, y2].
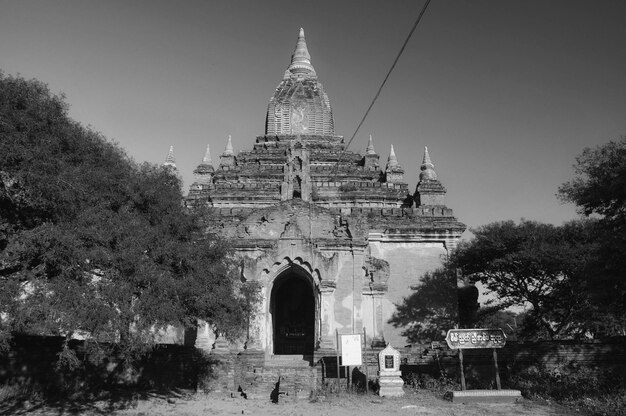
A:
[284, 28, 317, 79]
[423, 146, 432, 165]
[202, 144, 213, 165]
[192, 143, 215, 186]
[419, 146, 438, 180]
[219, 135, 236, 168]
[385, 144, 404, 183]
[415, 146, 446, 206]
[364, 134, 380, 170]
[387, 144, 398, 168]
[164, 145, 176, 168]
[223, 135, 234, 156]
[366, 134, 376, 155]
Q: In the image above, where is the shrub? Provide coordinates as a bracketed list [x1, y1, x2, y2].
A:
[404, 369, 459, 396]
[509, 364, 626, 416]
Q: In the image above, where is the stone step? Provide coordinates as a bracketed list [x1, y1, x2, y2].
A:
[234, 364, 318, 400]
[264, 354, 313, 367]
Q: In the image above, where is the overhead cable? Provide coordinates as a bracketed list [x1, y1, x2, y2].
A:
[333, 0, 433, 170]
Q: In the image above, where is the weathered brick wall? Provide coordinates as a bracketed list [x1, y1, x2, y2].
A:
[4, 335, 623, 396]
[333, 251, 365, 339]
[474, 338, 626, 375]
[369, 241, 448, 347]
[0, 336, 318, 397]
[0, 335, 219, 392]
[233, 352, 317, 399]
[396, 337, 626, 387]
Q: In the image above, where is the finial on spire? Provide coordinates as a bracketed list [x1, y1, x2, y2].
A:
[202, 144, 213, 165]
[423, 146, 432, 165]
[366, 134, 376, 155]
[164, 145, 176, 168]
[387, 144, 398, 168]
[419, 146, 438, 180]
[223, 135, 234, 156]
[285, 28, 317, 79]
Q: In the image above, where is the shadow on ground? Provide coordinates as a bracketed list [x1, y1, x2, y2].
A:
[0, 335, 224, 415]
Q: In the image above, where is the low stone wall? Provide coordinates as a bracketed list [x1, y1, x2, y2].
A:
[396, 337, 626, 388]
[0, 335, 213, 393]
[3, 335, 624, 396]
[232, 352, 318, 399]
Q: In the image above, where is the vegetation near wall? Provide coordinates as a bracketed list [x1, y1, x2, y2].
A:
[391, 137, 626, 415]
[0, 335, 214, 394]
[0, 72, 257, 367]
[399, 338, 626, 415]
[392, 138, 626, 343]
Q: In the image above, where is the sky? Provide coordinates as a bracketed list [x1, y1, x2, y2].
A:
[2, 0, 625, 234]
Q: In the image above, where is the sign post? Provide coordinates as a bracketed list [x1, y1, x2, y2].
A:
[445, 328, 507, 391]
[363, 327, 369, 394]
[493, 348, 501, 390]
[458, 349, 466, 390]
[444, 328, 521, 403]
[335, 330, 340, 394]
[337, 332, 363, 394]
[340, 334, 363, 366]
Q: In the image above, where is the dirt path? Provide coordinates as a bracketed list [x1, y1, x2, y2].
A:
[111, 390, 578, 416]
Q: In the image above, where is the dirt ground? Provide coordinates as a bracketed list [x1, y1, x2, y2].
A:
[121, 390, 580, 416]
[8, 389, 584, 416]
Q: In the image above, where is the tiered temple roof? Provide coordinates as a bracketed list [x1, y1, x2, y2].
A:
[184, 29, 462, 233]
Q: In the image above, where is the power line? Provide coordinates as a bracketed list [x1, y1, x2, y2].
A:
[334, 0, 433, 170]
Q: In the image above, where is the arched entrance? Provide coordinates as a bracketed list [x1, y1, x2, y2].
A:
[270, 268, 316, 355]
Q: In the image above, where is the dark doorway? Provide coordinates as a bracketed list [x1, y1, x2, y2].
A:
[292, 176, 302, 199]
[271, 272, 315, 355]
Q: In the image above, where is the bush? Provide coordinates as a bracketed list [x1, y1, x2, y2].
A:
[404, 369, 459, 396]
[509, 364, 626, 416]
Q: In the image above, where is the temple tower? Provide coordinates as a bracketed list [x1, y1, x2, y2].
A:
[163, 145, 176, 169]
[184, 29, 465, 359]
[266, 28, 334, 136]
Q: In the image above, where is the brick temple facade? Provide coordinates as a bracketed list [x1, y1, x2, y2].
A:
[181, 29, 465, 356]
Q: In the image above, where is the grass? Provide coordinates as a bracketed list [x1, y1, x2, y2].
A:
[508, 364, 626, 416]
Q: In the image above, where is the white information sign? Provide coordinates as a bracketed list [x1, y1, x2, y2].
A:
[340, 334, 362, 366]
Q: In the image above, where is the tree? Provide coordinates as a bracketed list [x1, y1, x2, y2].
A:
[392, 138, 626, 342]
[450, 220, 609, 339]
[390, 263, 526, 343]
[558, 137, 626, 221]
[389, 268, 458, 343]
[0, 72, 254, 362]
[558, 137, 626, 334]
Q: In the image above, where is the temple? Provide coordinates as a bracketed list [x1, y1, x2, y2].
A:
[184, 29, 465, 356]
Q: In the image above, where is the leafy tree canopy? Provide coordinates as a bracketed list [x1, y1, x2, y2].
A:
[0, 73, 254, 362]
[392, 138, 626, 343]
[392, 219, 620, 342]
[389, 267, 458, 344]
[559, 137, 626, 221]
[451, 219, 623, 339]
[558, 137, 626, 336]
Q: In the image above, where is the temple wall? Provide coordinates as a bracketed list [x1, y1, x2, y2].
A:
[361, 295, 374, 342]
[194, 227, 456, 352]
[333, 252, 354, 336]
[331, 250, 366, 345]
[369, 241, 448, 347]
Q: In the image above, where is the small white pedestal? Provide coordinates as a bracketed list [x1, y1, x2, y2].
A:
[377, 345, 404, 397]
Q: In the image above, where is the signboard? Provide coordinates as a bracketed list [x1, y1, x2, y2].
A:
[445, 328, 506, 349]
[340, 334, 362, 366]
[378, 345, 401, 373]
